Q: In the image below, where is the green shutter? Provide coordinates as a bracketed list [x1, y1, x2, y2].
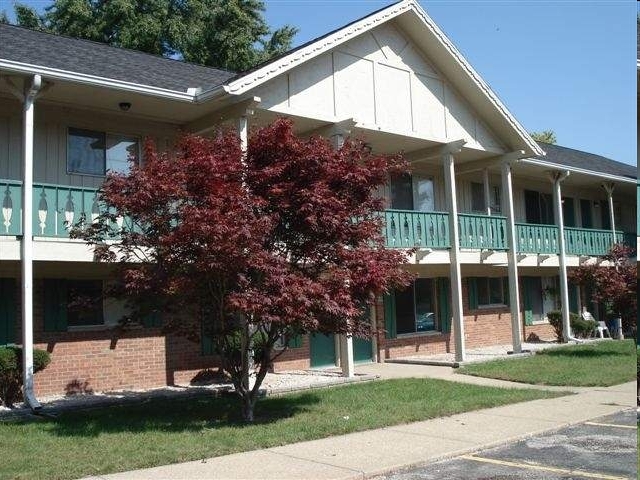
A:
[468, 277, 478, 310]
[383, 292, 396, 339]
[287, 334, 302, 348]
[502, 277, 510, 306]
[142, 310, 162, 328]
[0, 278, 17, 345]
[568, 283, 579, 314]
[44, 279, 68, 332]
[437, 278, 451, 333]
[201, 317, 214, 355]
[522, 277, 534, 326]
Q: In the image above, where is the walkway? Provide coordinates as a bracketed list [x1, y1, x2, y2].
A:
[82, 364, 635, 480]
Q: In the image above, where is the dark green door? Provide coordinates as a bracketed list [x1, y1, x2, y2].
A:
[309, 333, 335, 368]
[0, 278, 17, 345]
[353, 336, 372, 363]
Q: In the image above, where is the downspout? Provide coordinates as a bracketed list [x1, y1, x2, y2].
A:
[22, 74, 42, 410]
[550, 170, 581, 343]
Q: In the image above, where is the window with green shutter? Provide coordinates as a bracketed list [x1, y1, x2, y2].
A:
[521, 277, 534, 326]
[383, 292, 397, 339]
[44, 279, 68, 332]
[142, 311, 163, 328]
[437, 278, 451, 333]
[467, 277, 478, 310]
[0, 278, 17, 345]
[44, 279, 106, 331]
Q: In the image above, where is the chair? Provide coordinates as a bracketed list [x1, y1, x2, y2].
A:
[596, 321, 610, 338]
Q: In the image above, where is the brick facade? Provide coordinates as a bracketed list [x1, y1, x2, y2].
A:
[5, 275, 557, 397]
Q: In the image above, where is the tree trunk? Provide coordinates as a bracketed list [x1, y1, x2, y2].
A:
[240, 390, 256, 422]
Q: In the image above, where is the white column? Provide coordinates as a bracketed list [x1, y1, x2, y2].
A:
[483, 168, 492, 216]
[370, 303, 378, 363]
[602, 182, 617, 245]
[339, 334, 354, 377]
[443, 152, 465, 362]
[501, 161, 522, 353]
[551, 171, 572, 342]
[236, 115, 256, 389]
[22, 75, 42, 410]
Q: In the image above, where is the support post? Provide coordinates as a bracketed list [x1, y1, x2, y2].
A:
[236, 115, 256, 390]
[22, 75, 42, 410]
[370, 303, 378, 363]
[339, 335, 355, 377]
[443, 150, 466, 362]
[501, 161, 522, 353]
[483, 168, 492, 216]
[550, 171, 572, 342]
[602, 182, 617, 246]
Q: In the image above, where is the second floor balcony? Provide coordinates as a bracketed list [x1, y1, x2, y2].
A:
[383, 209, 631, 257]
[1, 180, 635, 258]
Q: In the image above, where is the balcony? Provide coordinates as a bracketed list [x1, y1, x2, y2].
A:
[1, 179, 125, 238]
[383, 209, 629, 257]
[0, 180, 633, 258]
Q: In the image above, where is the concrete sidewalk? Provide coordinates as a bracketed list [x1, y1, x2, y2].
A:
[82, 373, 636, 480]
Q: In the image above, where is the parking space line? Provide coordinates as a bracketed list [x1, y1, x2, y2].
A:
[583, 422, 637, 430]
[459, 454, 631, 480]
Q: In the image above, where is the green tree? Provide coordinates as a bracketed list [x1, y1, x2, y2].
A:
[11, 0, 297, 71]
[530, 130, 557, 144]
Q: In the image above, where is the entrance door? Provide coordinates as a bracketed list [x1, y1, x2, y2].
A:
[309, 333, 336, 368]
[0, 278, 16, 345]
[353, 336, 372, 363]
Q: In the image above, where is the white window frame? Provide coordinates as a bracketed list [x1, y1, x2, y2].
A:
[67, 127, 140, 177]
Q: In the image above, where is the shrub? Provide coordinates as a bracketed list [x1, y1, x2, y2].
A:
[0, 346, 51, 407]
[546, 311, 596, 341]
[546, 311, 563, 341]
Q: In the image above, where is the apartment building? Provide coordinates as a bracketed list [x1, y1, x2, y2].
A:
[0, 1, 635, 400]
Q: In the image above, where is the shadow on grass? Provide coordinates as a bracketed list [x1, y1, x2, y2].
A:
[36, 392, 321, 438]
[540, 348, 630, 359]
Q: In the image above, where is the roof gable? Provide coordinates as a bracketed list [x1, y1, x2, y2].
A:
[215, 0, 543, 156]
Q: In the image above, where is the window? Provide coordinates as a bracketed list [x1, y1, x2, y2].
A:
[395, 279, 436, 334]
[67, 280, 104, 327]
[44, 279, 107, 331]
[471, 183, 501, 214]
[471, 182, 484, 213]
[469, 277, 508, 309]
[524, 190, 554, 225]
[580, 199, 593, 228]
[389, 174, 434, 212]
[68, 128, 138, 176]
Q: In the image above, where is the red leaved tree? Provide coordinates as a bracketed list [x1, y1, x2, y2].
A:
[568, 244, 637, 338]
[74, 118, 412, 421]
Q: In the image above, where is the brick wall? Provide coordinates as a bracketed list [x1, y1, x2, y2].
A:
[8, 275, 558, 397]
[377, 277, 557, 359]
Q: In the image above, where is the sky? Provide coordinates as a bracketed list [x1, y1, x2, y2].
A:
[2, 0, 637, 166]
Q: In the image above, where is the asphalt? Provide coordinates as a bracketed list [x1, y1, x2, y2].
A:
[81, 363, 636, 480]
[375, 410, 638, 480]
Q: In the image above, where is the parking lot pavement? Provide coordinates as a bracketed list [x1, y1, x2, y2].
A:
[375, 410, 638, 480]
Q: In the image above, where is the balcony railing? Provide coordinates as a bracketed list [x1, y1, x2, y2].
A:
[0, 180, 633, 258]
[1, 180, 128, 238]
[383, 209, 629, 257]
[383, 209, 449, 249]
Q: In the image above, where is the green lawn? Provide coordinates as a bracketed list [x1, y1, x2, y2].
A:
[458, 339, 636, 387]
[0, 378, 565, 480]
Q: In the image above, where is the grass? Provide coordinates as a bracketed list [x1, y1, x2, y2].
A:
[458, 339, 636, 387]
[0, 378, 565, 480]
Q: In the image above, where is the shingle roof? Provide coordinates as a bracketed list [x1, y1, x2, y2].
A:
[535, 142, 637, 180]
[0, 23, 235, 92]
